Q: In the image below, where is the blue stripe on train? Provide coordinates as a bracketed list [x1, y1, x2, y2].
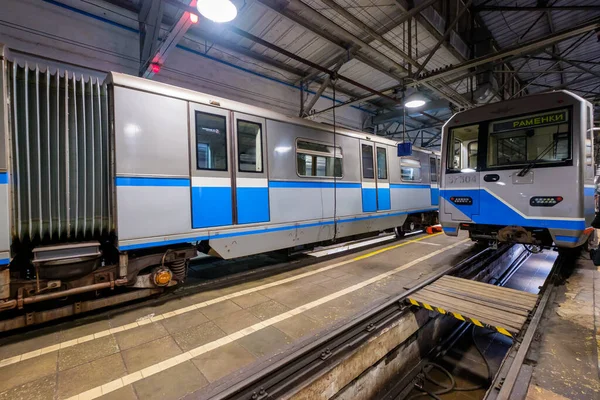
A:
[430, 188, 439, 206]
[555, 235, 579, 243]
[192, 186, 233, 228]
[116, 177, 190, 187]
[441, 189, 586, 231]
[237, 187, 270, 224]
[377, 188, 391, 210]
[362, 188, 377, 212]
[0, 258, 9, 265]
[0, 173, 8, 184]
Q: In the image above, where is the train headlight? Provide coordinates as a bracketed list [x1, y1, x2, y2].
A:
[450, 196, 473, 205]
[530, 196, 563, 207]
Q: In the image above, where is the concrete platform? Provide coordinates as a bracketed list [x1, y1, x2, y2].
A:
[524, 255, 600, 400]
[0, 232, 475, 400]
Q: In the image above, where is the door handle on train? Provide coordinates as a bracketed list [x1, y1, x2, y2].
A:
[484, 174, 499, 182]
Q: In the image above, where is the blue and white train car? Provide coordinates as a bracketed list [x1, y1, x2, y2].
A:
[439, 90, 595, 248]
[0, 61, 439, 311]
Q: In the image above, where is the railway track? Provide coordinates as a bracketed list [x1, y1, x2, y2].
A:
[203, 244, 512, 400]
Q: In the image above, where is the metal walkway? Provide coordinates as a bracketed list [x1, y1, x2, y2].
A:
[407, 275, 539, 337]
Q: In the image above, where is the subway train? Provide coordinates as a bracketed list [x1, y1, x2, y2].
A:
[440, 90, 595, 248]
[0, 60, 440, 316]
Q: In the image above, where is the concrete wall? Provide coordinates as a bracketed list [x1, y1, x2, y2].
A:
[0, 0, 368, 130]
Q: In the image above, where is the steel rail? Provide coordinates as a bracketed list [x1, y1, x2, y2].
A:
[208, 245, 508, 400]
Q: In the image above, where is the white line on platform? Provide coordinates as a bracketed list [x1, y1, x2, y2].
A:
[64, 239, 469, 400]
[0, 234, 445, 370]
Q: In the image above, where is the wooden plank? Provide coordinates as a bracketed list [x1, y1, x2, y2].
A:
[439, 276, 539, 302]
[411, 292, 526, 331]
[420, 287, 531, 316]
[426, 283, 536, 311]
[442, 276, 539, 301]
[432, 280, 538, 308]
[413, 290, 527, 327]
[411, 294, 524, 333]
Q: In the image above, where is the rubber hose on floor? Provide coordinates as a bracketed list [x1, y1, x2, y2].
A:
[408, 326, 492, 399]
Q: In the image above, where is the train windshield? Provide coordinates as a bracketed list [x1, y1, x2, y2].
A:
[487, 109, 570, 168]
[446, 124, 479, 172]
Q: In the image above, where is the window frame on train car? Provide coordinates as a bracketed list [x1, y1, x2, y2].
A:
[430, 156, 438, 183]
[376, 147, 388, 180]
[237, 119, 264, 174]
[195, 110, 228, 172]
[400, 157, 422, 182]
[445, 124, 479, 173]
[483, 106, 573, 172]
[362, 143, 375, 179]
[295, 138, 343, 178]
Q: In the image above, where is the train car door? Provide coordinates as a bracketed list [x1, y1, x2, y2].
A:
[430, 156, 439, 206]
[189, 103, 233, 228]
[376, 146, 391, 210]
[360, 141, 377, 212]
[233, 113, 269, 224]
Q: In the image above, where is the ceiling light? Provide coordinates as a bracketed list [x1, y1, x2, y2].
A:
[196, 0, 238, 23]
[404, 92, 428, 109]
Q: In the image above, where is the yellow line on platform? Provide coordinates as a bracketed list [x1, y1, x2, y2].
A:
[0, 232, 445, 370]
[65, 238, 470, 400]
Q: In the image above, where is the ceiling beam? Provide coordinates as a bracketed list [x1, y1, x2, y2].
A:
[411, 17, 600, 85]
[476, 6, 600, 12]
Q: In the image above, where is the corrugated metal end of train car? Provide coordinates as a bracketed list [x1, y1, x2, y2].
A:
[0, 59, 440, 314]
[439, 90, 595, 249]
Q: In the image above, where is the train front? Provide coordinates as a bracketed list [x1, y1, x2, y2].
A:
[439, 91, 595, 248]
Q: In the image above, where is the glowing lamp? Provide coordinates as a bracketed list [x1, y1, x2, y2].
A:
[196, 0, 238, 23]
[151, 63, 161, 74]
[404, 92, 428, 109]
[190, 13, 199, 23]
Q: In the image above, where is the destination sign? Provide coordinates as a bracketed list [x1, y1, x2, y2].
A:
[493, 110, 567, 132]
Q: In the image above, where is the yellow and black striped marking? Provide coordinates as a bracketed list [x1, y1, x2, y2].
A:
[407, 297, 514, 338]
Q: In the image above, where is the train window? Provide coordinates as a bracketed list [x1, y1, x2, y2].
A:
[401, 158, 422, 182]
[195, 111, 227, 171]
[447, 125, 479, 171]
[468, 142, 478, 169]
[488, 109, 570, 168]
[430, 157, 437, 183]
[296, 140, 342, 178]
[362, 144, 375, 179]
[586, 104, 593, 170]
[237, 120, 263, 173]
[377, 147, 388, 180]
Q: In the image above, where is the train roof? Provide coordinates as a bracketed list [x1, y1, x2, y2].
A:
[107, 72, 436, 155]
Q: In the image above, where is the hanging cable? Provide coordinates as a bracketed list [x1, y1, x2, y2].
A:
[332, 75, 338, 240]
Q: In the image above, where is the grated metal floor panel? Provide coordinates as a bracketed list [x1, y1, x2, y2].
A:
[407, 275, 539, 337]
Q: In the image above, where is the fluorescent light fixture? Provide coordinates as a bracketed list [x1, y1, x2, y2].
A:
[404, 92, 428, 109]
[197, 0, 237, 23]
[460, 168, 476, 173]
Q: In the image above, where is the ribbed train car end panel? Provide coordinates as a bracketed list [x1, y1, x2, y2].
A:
[7, 62, 112, 244]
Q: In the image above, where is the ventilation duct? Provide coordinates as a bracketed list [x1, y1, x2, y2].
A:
[472, 28, 498, 104]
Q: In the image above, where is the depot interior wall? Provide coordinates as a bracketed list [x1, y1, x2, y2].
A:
[0, 0, 367, 130]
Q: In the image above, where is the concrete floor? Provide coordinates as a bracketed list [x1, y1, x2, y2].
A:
[0, 232, 475, 400]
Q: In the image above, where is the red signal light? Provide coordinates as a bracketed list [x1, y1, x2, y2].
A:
[556, 196, 563, 202]
[151, 63, 161, 74]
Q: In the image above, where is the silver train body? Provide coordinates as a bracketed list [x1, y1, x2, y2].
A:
[440, 90, 595, 248]
[0, 58, 439, 309]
